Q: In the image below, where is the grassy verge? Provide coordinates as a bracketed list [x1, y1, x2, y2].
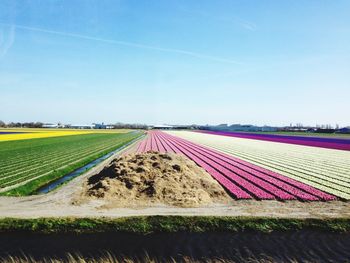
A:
[0, 216, 349, 234]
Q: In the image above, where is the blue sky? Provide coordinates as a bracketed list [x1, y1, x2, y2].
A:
[0, 0, 349, 126]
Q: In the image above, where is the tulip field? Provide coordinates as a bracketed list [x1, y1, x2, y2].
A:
[196, 130, 350, 151]
[1, 127, 349, 201]
[0, 128, 130, 142]
[136, 130, 350, 200]
[0, 131, 141, 195]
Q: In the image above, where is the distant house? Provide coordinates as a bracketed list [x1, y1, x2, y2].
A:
[307, 128, 317, 133]
[261, 126, 278, 132]
[93, 123, 107, 129]
[70, 124, 94, 129]
[205, 124, 277, 132]
[239, 125, 258, 132]
[42, 123, 58, 128]
[217, 124, 229, 129]
[315, 128, 335, 134]
[228, 124, 246, 131]
[336, 127, 350, 134]
[68, 123, 114, 129]
[151, 124, 195, 130]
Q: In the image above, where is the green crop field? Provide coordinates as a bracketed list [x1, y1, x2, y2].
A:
[0, 131, 142, 196]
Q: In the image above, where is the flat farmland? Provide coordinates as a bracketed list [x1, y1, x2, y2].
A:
[0, 131, 141, 195]
[165, 131, 350, 200]
[0, 128, 131, 142]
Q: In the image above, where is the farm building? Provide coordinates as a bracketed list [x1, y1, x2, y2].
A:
[70, 124, 94, 129]
[92, 123, 114, 129]
[151, 124, 195, 130]
[92, 123, 107, 129]
[336, 127, 350, 134]
[202, 124, 277, 132]
[42, 123, 59, 128]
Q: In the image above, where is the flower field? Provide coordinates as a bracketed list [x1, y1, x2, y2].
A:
[136, 131, 336, 201]
[0, 129, 130, 142]
[0, 132, 141, 195]
[164, 130, 350, 200]
[196, 130, 350, 151]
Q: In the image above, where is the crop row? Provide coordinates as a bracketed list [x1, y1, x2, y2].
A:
[0, 134, 121, 168]
[0, 132, 140, 192]
[167, 131, 350, 200]
[1, 146, 127, 188]
[0, 142, 119, 187]
[0, 132, 135, 166]
[1, 134, 136, 177]
[215, 148, 350, 194]
[196, 130, 350, 151]
[180, 133, 350, 187]
[189, 141, 350, 182]
[136, 131, 335, 201]
[0, 137, 126, 175]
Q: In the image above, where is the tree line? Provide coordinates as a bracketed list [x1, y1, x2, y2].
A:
[0, 121, 44, 128]
[0, 121, 148, 129]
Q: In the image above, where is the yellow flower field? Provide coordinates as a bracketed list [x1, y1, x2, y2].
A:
[0, 129, 131, 142]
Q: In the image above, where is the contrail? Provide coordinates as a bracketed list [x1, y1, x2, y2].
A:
[0, 23, 242, 65]
[0, 25, 15, 58]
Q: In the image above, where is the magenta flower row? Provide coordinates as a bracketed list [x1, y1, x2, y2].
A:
[196, 130, 350, 151]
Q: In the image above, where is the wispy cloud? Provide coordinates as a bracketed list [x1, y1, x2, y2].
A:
[0, 24, 15, 58]
[214, 15, 257, 31]
[0, 23, 242, 65]
[235, 18, 257, 31]
[179, 8, 257, 32]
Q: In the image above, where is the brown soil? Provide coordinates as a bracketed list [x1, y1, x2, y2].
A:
[75, 152, 230, 208]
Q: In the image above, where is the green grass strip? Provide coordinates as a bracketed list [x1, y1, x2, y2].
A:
[0, 216, 349, 234]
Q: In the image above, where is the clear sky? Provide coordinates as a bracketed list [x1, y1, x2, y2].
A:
[0, 0, 349, 126]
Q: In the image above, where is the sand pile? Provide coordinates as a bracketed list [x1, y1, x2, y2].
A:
[77, 152, 230, 208]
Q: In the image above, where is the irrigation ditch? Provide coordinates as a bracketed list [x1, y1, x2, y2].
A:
[35, 133, 145, 194]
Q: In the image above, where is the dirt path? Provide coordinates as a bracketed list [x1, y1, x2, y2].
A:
[0, 140, 349, 219]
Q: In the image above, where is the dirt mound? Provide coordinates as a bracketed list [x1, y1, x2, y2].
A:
[76, 152, 230, 208]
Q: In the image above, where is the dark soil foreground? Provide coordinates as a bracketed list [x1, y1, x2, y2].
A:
[1, 231, 350, 262]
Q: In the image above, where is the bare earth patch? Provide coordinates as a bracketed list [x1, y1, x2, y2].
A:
[74, 152, 231, 208]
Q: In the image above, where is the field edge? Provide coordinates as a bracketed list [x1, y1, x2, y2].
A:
[0, 216, 349, 234]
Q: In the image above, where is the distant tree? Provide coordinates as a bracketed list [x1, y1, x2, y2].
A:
[22, 122, 33, 128]
[112, 122, 148, 129]
[8, 122, 21, 127]
[33, 122, 43, 128]
[0, 120, 6, 127]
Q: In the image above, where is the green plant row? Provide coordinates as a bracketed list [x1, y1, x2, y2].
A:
[0, 132, 142, 195]
[0, 140, 126, 187]
[0, 133, 137, 169]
